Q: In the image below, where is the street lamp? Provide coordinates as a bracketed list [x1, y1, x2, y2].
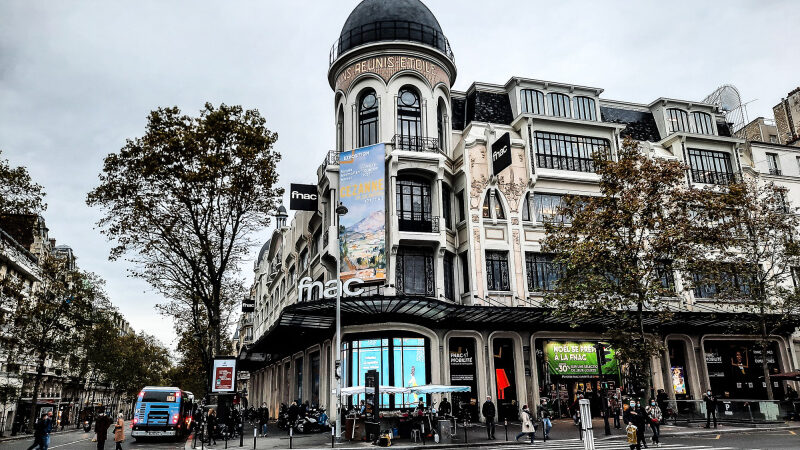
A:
[334, 202, 348, 442]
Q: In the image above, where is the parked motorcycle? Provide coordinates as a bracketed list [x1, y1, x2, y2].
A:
[276, 403, 290, 431]
[294, 406, 329, 434]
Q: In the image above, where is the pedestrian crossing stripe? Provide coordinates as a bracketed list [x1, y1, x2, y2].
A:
[474, 440, 737, 450]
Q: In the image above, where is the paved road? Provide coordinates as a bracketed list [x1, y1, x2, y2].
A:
[2, 428, 187, 450]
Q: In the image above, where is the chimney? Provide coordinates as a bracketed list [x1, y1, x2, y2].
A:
[49, 238, 56, 248]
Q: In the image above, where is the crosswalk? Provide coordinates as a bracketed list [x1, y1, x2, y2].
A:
[478, 439, 736, 450]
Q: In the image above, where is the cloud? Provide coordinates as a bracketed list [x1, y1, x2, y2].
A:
[1, 0, 798, 346]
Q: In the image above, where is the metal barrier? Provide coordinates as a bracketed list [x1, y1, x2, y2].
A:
[666, 399, 794, 424]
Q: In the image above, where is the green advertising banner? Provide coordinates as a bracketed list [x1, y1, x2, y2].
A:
[544, 341, 618, 377]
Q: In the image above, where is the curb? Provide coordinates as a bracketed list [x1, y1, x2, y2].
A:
[595, 423, 800, 440]
[0, 428, 88, 443]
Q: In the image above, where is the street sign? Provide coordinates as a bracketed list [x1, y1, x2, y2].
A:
[491, 132, 512, 175]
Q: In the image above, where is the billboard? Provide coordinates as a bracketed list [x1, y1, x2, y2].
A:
[211, 357, 237, 393]
[338, 143, 386, 282]
[543, 341, 618, 377]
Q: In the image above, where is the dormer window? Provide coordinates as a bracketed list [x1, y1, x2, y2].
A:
[547, 93, 571, 118]
[573, 96, 597, 121]
[520, 89, 545, 115]
[482, 189, 505, 220]
[692, 112, 714, 135]
[667, 108, 690, 133]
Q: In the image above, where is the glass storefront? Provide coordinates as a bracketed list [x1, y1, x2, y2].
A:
[341, 333, 429, 409]
[310, 352, 321, 406]
[667, 340, 691, 400]
[704, 340, 784, 399]
[448, 337, 479, 421]
[493, 338, 518, 421]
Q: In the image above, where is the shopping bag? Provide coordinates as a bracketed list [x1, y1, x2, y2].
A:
[626, 424, 637, 444]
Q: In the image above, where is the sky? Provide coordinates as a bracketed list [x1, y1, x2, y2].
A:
[1, 0, 798, 348]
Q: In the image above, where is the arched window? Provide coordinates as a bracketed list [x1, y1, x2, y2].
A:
[482, 189, 506, 220]
[358, 89, 378, 147]
[667, 108, 690, 133]
[337, 106, 344, 151]
[437, 98, 447, 151]
[397, 87, 422, 150]
[692, 112, 714, 135]
[547, 92, 571, 118]
[520, 89, 545, 115]
[573, 96, 597, 121]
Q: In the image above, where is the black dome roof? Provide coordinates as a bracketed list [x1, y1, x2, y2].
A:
[336, 0, 451, 57]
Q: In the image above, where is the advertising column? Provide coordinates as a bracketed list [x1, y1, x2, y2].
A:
[211, 357, 237, 393]
[338, 144, 386, 283]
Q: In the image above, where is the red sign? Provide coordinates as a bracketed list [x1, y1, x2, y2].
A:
[215, 367, 234, 390]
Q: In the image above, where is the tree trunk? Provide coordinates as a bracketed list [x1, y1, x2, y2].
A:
[761, 319, 774, 400]
[637, 300, 654, 398]
[27, 355, 46, 433]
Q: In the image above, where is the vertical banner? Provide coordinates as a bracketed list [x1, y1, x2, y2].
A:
[338, 143, 386, 282]
[211, 357, 237, 393]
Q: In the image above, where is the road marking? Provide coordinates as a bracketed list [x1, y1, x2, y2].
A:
[790, 430, 797, 435]
[49, 438, 90, 448]
[715, 434, 721, 439]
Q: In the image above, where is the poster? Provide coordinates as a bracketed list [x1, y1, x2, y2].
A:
[671, 366, 687, 394]
[339, 144, 386, 282]
[212, 357, 237, 393]
[543, 341, 618, 377]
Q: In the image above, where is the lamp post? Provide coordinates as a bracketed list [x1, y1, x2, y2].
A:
[334, 202, 348, 443]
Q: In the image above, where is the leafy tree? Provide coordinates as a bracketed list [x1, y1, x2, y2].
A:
[0, 150, 46, 216]
[87, 103, 283, 384]
[693, 179, 800, 400]
[1, 253, 109, 430]
[543, 138, 715, 395]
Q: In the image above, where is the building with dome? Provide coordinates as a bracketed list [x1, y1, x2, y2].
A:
[238, 0, 800, 424]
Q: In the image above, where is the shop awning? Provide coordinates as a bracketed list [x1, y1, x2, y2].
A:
[238, 295, 800, 371]
[768, 371, 800, 381]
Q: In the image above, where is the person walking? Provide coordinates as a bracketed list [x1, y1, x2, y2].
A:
[94, 413, 112, 450]
[624, 400, 647, 450]
[514, 405, 536, 443]
[645, 399, 662, 447]
[42, 412, 53, 450]
[25, 413, 47, 450]
[481, 396, 496, 440]
[206, 409, 218, 446]
[438, 397, 451, 416]
[703, 390, 718, 429]
[258, 403, 269, 437]
[537, 398, 552, 441]
[113, 413, 125, 450]
[610, 395, 621, 429]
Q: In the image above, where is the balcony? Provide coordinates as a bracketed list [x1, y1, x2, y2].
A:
[330, 20, 455, 66]
[690, 169, 741, 186]
[318, 150, 339, 175]
[535, 153, 597, 173]
[391, 135, 441, 154]
[769, 168, 783, 176]
[398, 214, 439, 233]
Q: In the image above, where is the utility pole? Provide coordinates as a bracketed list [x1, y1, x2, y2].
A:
[595, 343, 611, 436]
[334, 201, 348, 443]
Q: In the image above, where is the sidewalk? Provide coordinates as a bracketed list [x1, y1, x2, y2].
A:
[185, 419, 800, 449]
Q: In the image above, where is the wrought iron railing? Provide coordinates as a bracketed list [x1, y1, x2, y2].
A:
[398, 214, 439, 233]
[690, 169, 741, 186]
[769, 168, 783, 176]
[330, 20, 455, 65]
[391, 135, 441, 153]
[318, 150, 339, 174]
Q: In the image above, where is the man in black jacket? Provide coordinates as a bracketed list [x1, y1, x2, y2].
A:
[481, 396, 496, 439]
[703, 390, 718, 429]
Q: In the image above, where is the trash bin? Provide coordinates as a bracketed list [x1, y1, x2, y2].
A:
[437, 419, 453, 444]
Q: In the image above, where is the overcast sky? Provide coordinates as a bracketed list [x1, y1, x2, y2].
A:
[1, 0, 798, 348]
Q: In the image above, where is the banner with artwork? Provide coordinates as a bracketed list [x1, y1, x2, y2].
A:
[543, 341, 618, 377]
[339, 143, 386, 282]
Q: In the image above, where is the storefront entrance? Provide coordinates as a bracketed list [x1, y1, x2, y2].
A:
[493, 338, 518, 421]
[705, 340, 784, 400]
[448, 337, 479, 421]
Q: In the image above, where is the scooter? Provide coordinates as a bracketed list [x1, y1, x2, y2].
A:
[83, 420, 91, 432]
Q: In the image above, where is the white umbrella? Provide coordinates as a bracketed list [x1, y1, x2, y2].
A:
[409, 384, 471, 395]
[331, 385, 411, 396]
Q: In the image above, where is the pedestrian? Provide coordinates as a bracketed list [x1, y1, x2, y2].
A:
[645, 399, 662, 447]
[287, 401, 299, 429]
[634, 400, 649, 449]
[206, 409, 218, 446]
[610, 395, 621, 429]
[94, 413, 112, 450]
[656, 390, 668, 422]
[624, 400, 647, 450]
[703, 390, 718, 429]
[26, 413, 47, 450]
[42, 411, 53, 450]
[113, 413, 125, 450]
[258, 402, 269, 437]
[514, 404, 536, 443]
[481, 395, 496, 440]
[439, 397, 451, 416]
[537, 398, 552, 441]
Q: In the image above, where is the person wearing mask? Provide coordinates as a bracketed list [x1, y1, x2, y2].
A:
[258, 403, 269, 437]
[481, 396, 496, 440]
[515, 405, 536, 443]
[703, 390, 718, 429]
[624, 400, 647, 450]
[537, 398, 552, 441]
[113, 413, 125, 450]
[645, 399, 662, 447]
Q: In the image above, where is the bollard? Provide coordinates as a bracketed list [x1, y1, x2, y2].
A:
[239, 420, 244, 447]
[331, 423, 335, 448]
[289, 424, 293, 449]
[463, 421, 468, 444]
[253, 425, 257, 449]
[504, 419, 508, 441]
